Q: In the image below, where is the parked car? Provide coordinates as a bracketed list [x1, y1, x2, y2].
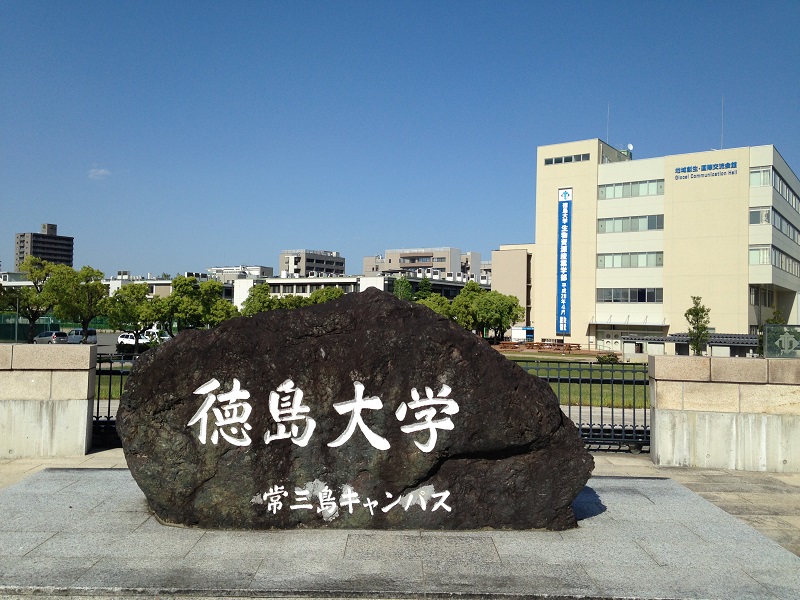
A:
[117, 333, 147, 346]
[67, 329, 97, 344]
[33, 330, 68, 344]
[144, 330, 172, 344]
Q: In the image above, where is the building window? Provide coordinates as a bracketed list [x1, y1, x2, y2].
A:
[544, 153, 591, 166]
[749, 245, 771, 266]
[749, 245, 800, 277]
[596, 288, 663, 303]
[750, 167, 771, 187]
[750, 207, 800, 247]
[597, 251, 663, 268]
[749, 207, 770, 225]
[598, 179, 664, 200]
[598, 214, 664, 233]
[751, 167, 800, 215]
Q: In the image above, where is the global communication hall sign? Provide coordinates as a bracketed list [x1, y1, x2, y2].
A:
[556, 188, 572, 336]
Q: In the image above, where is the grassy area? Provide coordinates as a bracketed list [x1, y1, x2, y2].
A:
[96, 374, 128, 400]
[508, 356, 650, 409]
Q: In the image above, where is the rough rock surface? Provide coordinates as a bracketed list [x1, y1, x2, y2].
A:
[117, 288, 593, 530]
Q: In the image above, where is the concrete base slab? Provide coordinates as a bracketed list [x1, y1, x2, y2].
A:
[0, 468, 799, 599]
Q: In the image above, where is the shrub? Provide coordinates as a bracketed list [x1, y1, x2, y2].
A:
[596, 352, 620, 364]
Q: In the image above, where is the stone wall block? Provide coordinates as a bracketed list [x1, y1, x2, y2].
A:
[652, 379, 683, 410]
[0, 345, 12, 370]
[51, 370, 95, 401]
[649, 355, 710, 382]
[711, 357, 767, 383]
[0, 370, 51, 401]
[683, 382, 739, 413]
[11, 344, 96, 371]
[740, 384, 800, 416]
[768, 359, 800, 385]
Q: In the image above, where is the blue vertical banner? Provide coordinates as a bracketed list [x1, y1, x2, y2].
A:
[556, 188, 572, 336]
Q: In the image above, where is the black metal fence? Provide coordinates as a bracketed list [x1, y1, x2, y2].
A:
[93, 354, 651, 452]
[93, 354, 138, 447]
[512, 360, 650, 452]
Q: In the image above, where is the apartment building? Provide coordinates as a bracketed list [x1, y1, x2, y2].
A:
[14, 223, 74, 270]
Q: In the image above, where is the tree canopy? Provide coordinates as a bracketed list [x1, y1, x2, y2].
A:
[241, 283, 280, 316]
[416, 293, 451, 318]
[13, 257, 55, 342]
[475, 291, 525, 342]
[45, 264, 108, 341]
[415, 277, 432, 300]
[308, 286, 345, 304]
[393, 276, 414, 301]
[102, 283, 157, 350]
[450, 281, 483, 332]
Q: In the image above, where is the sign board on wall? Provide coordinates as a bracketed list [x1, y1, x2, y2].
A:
[556, 188, 572, 336]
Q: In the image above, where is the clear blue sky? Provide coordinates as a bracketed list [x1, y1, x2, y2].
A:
[2, 1, 799, 277]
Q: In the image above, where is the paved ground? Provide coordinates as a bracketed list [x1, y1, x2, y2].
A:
[1, 449, 799, 599]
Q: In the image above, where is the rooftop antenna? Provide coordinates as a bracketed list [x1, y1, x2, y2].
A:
[720, 95, 725, 149]
[606, 102, 610, 143]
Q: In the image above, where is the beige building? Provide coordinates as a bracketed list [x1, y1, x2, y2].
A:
[278, 250, 345, 277]
[363, 247, 486, 282]
[491, 244, 534, 325]
[496, 139, 800, 352]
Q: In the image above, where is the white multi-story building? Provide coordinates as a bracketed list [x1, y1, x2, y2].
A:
[493, 139, 800, 354]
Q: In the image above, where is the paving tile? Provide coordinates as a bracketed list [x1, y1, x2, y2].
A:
[0, 532, 55, 556]
[423, 561, 596, 597]
[250, 557, 425, 594]
[746, 567, 800, 600]
[0, 556, 97, 587]
[73, 556, 261, 591]
[586, 564, 780, 600]
[345, 533, 500, 563]
[186, 529, 349, 560]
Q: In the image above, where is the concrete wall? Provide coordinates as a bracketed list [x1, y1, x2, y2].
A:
[0, 344, 96, 457]
[650, 355, 800, 472]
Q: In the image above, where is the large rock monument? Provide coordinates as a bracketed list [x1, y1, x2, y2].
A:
[117, 288, 593, 530]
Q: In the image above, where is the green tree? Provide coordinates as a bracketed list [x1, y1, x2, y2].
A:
[45, 265, 108, 342]
[102, 283, 155, 351]
[475, 292, 525, 342]
[416, 293, 451, 318]
[162, 275, 204, 333]
[161, 276, 239, 331]
[197, 280, 239, 327]
[241, 283, 279, 316]
[275, 294, 310, 310]
[393, 276, 414, 301]
[308, 286, 345, 304]
[684, 296, 711, 356]
[14, 257, 55, 343]
[415, 277, 432, 300]
[450, 281, 484, 333]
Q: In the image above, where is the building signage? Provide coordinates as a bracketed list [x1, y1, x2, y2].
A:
[674, 161, 738, 180]
[556, 188, 572, 336]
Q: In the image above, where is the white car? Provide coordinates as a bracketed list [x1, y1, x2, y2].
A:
[117, 333, 148, 346]
[146, 331, 172, 344]
[67, 329, 97, 344]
